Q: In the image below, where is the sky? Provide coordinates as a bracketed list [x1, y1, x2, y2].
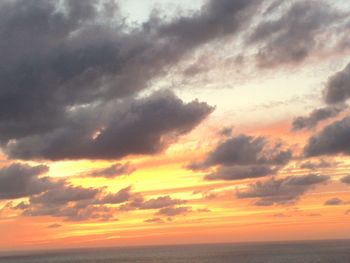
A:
[0, 0, 350, 252]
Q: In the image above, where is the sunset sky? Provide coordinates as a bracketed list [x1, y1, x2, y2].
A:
[1, 0, 350, 252]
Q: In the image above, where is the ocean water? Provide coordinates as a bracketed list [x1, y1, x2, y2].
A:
[1, 240, 350, 263]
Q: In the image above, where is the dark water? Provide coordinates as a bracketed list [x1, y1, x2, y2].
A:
[1, 240, 350, 263]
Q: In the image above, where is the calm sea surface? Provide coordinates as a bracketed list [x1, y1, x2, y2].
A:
[1, 240, 350, 263]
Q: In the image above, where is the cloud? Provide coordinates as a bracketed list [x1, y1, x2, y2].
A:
[292, 105, 346, 131]
[182, 56, 211, 77]
[15, 202, 30, 210]
[0, 202, 15, 217]
[201, 135, 267, 167]
[263, 0, 284, 15]
[16, 176, 190, 221]
[118, 194, 189, 219]
[303, 62, 350, 158]
[189, 134, 292, 181]
[96, 186, 133, 204]
[0, 0, 262, 161]
[120, 195, 186, 211]
[341, 175, 350, 184]
[0, 163, 50, 200]
[197, 207, 211, 212]
[307, 213, 322, 217]
[248, 1, 345, 68]
[204, 164, 277, 181]
[323, 62, 350, 104]
[254, 200, 275, 206]
[157, 0, 261, 49]
[157, 206, 191, 217]
[17, 184, 136, 221]
[47, 224, 62, 229]
[144, 218, 164, 223]
[22, 199, 116, 222]
[324, 197, 345, 206]
[299, 159, 334, 170]
[29, 183, 99, 205]
[85, 163, 136, 178]
[304, 116, 350, 157]
[202, 135, 291, 167]
[219, 127, 233, 137]
[136, 196, 186, 210]
[34, 205, 116, 222]
[272, 213, 290, 218]
[20, 181, 114, 221]
[237, 174, 330, 205]
[193, 189, 218, 200]
[6, 90, 213, 160]
[0, 0, 125, 143]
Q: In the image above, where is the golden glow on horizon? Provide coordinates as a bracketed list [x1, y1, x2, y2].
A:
[0, 119, 349, 251]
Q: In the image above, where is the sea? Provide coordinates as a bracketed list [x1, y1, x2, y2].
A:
[0, 240, 350, 263]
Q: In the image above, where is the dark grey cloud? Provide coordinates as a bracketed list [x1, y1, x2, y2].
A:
[324, 197, 344, 206]
[97, 186, 133, 204]
[189, 134, 292, 181]
[120, 195, 186, 211]
[157, 206, 191, 217]
[341, 175, 350, 184]
[15, 202, 30, 210]
[337, 20, 350, 52]
[0, 0, 125, 142]
[303, 61, 350, 159]
[23, 203, 116, 222]
[19, 180, 113, 221]
[16, 177, 189, 221]
[197, 207, 211, 212]
[193, 189, 218, 200]
[157, 0, 261, 49]
[202, 135, 291, 167]
[182, 56, 211, 77]
[118, 194, 190, 219]
[204, 164, 276, 181]
[6, 90, 213, 160]
[304, 116, 350, 157]
[29, 183, 99, 205]
[0, 163, 50, 199]
[248, 1, 345, 68]
[47, 224, 62, 229]
[7, 176, 137, 221]
[144, 217, 164, 223]
[285, 174, 329, 185]
[323, 62, 350, 105]
[135, 196, 186, 210]
[0, 0, 262, 161]
[219, 127, 233, 137]
[254, 200, 274, 206]
[292, 105, 346, 131]
[202, 135, 267, 167]
[20, 183, 120, 221]
[263, 0, 284, 15]
[299, 159, 334, 170]
[85, 163, 136, 178]
[237, 174, 330, 205]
